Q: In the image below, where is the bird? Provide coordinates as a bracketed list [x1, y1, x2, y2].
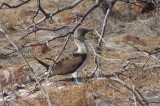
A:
[35, 28, 93, 84]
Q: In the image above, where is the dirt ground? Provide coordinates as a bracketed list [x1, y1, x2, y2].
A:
[0, 0, 160, 106]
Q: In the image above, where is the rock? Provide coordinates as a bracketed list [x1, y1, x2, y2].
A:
[0, 65, 32, 87]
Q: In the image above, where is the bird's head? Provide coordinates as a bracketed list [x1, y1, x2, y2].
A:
[74, 28, 94, 41]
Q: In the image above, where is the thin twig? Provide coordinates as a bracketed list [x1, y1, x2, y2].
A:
[132, 85, 137, 106]
[28, 0, 83, 28]
[98, 0, 116, 46]
[90, 55, 99, 77]
[95, 30, 124, 50]
[135, 88, 149, 106]
[0, 0, 31, 9]
[141, 55, 151, 71]
[126, 43, 160, 62]
[20, 26, 68, 39]
[0, 81, 5, 106]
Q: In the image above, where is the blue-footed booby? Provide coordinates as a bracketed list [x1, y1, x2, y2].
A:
[35, 28, 93, 84]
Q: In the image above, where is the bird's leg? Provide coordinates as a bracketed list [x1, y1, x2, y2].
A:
[74, 78, 83, 84]
[72, 72, 83, 84]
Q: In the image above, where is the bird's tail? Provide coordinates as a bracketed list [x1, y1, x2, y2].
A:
[34, 57, 49, 70]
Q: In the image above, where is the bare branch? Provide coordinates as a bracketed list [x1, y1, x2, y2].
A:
[24, 1, 100, 49]
[20, 26, 69, 39]
[98, 0, 116, 46]
[0, 0, 31, 9]
[28, 0, 83, 28]
[90, 55, 99, 77]
[37, 0, 49, 17]
[126, 43, 160, 62]
[136, 88, 149, 106]
[95, 30, 124, 50]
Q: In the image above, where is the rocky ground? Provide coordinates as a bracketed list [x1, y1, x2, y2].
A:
[0, 0, 160, 106]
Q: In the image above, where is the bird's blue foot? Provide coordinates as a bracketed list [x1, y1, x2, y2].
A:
[74, 78, 83, 84]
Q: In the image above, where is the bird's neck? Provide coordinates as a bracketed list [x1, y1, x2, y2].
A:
[76, 41, 89, 54]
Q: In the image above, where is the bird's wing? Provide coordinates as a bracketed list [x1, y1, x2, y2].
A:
[52, 53, 87, 75]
